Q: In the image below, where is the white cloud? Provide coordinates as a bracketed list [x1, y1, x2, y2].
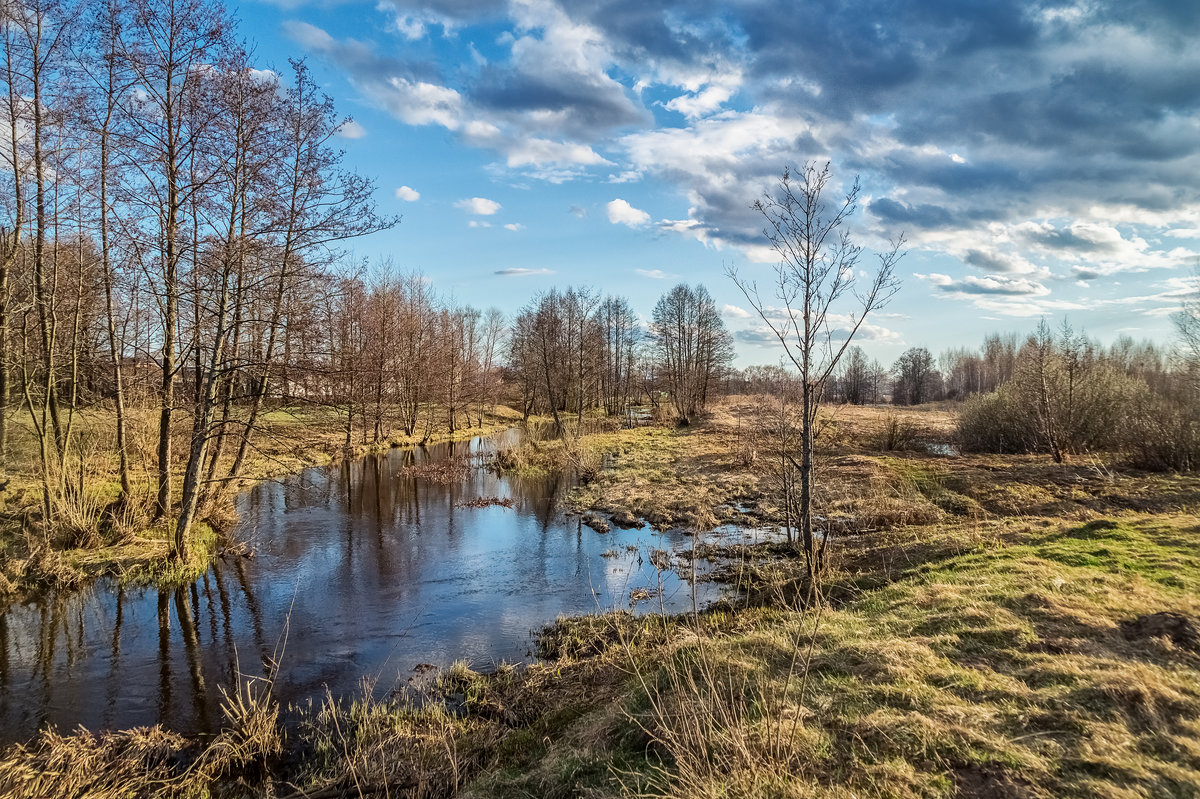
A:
[664, 79, 739, 119]
[722, 304, 750, 318]
[385, 77, 465, 128]
[920, 272, 1051, 297]
[456, 197, 502, 215]
[281, 20, 334, 50]
[607, 198, 650, 227]
[635, 268, 675, 279]
[337, 119, 367, 139]
[394, 185, 420, 201]
[504, 223, 524, 231]
[504, 138, 612, 169]
[495, 267, 554, 276]
[468, 220, 492, 228]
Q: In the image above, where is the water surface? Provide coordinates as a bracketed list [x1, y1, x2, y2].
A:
[0, 429, 766, 744]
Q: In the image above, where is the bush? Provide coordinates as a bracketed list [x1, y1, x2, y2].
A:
[957, 365, 1156, 459]
[1121, 393, 1200, 471]
[957, 387, 1034, 454]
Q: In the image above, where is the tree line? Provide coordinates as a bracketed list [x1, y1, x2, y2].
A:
[749, 314, 1198, 470]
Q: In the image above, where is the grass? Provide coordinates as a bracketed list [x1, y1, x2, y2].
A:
[2, 399, 1199, 798]
[463, 514, 1200, 799]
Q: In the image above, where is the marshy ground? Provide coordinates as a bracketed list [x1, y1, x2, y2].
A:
[2, 399, 1199, 798]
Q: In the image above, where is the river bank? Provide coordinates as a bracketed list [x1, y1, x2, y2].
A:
[2, 401, 1199, 798]
[0, 404, 527, 607]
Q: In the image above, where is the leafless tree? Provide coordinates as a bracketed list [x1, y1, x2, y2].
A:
[728, 162, 903, 583]
[1175, 268, 1200, 392]
[651, 282, 732, 424]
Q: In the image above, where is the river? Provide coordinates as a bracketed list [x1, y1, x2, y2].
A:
[0, 428, 773, 744]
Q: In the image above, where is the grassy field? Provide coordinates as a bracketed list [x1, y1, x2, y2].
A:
[2, 399, 1199, 798]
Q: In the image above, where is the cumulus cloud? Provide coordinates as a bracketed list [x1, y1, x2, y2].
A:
[635, 268, 674, 279]
[337, 119, 367, 138]
[504, 222, 524, 231]
[394, 185, 420, 201]
[607, 198, 651, 227]
[734, 327, 779, 346]
[291, 0, 1200, 325]
[283, 19, 616, 175]
[723, 304, 751, 318]
[456, 196, 502, 215]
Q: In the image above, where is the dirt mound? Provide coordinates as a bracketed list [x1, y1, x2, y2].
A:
[1121, 611, 1200, 653]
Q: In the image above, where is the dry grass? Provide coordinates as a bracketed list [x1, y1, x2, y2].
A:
[0, 657, 284, 798]
[0, 725, 193, 799]
[4, 400, 1200, 799]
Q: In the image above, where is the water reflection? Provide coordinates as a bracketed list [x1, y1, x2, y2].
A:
[0, 429, 759, 744]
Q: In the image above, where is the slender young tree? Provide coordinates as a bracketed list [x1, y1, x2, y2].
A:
[1175, 268, 1200, 393]
[0, 4, 28, 472]
[728, 162, 903, 584]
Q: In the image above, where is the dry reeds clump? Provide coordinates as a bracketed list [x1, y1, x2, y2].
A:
[292, 681, 487, 799]
[0, 725, 191, 799]
[876, 411, 921, 451]
[195, 675, 283, 778]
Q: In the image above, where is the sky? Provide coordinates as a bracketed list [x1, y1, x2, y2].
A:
[238, 0, 1200, 367]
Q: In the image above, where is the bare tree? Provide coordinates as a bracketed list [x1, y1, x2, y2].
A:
[115, 0, 233, 526]
[1175, 268, 1199, 392]
[728, 162, 902, 583]
[651, 282, 732, 425]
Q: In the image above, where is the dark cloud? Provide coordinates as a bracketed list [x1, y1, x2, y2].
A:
[379, 0, 505, 20]
[869, 199, 958, 230]
[964, 250, 1019, 274]
[578, 0, 729, 63]
[1020, 226, 1119, 253]
[740, 0, 1040, 115]
[471, 66, 647, 137]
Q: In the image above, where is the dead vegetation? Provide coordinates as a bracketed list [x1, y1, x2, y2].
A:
[3, 401, 1200, 798]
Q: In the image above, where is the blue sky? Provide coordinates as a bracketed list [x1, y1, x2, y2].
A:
[238, 0, 1199, 367]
